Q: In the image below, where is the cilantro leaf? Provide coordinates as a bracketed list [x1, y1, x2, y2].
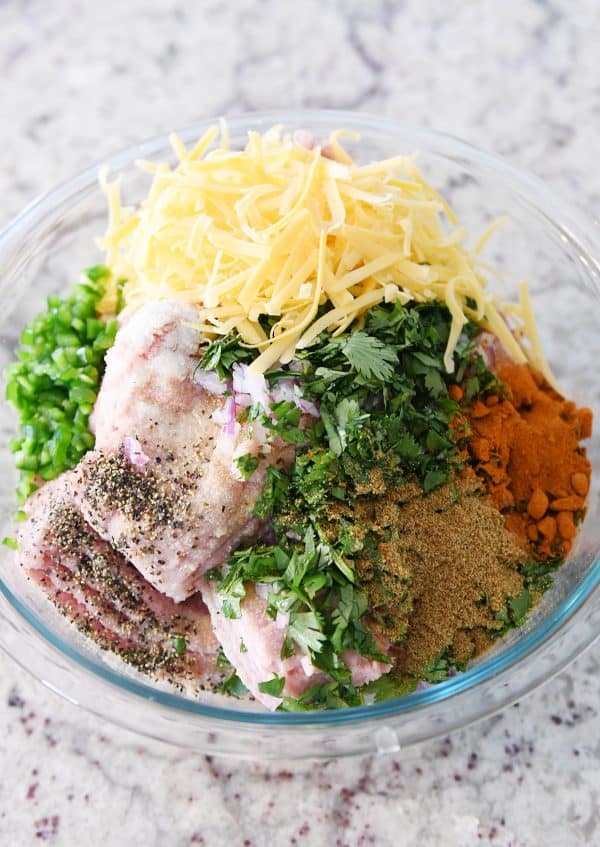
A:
[220, 671, 249, 698]
[508, 588, 531, 625]
[341, 332, 398, 381]
[279, 680, 363, 710]
[198, 334, 253, 381]
[288, 610, 327, 655]
[262, 401, 305, 444]
[494, 587, 532, 634]
[235, 453, 259, 480]
[362, 673, 415, 702]
[423, 468, 448, 492]
[218, 571, 246, 619]
[215, 647, 233, 669]
[258, 675, 285, 697]
[519, 556, 562, 595]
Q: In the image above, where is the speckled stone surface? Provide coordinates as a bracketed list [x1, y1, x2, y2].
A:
[1, 1, 599, 845]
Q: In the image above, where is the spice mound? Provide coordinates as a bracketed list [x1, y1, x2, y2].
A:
[468, 363, 592, 560]
[349, 477, 526, 677]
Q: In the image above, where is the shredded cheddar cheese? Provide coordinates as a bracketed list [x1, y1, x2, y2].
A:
[98, 124, 553, 382]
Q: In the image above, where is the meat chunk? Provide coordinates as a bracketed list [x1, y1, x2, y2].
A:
[201, 579, 391, 710]
[17, 473, 222, 689]
[79, 301, 292, 602]
[476, 330, 517, 373]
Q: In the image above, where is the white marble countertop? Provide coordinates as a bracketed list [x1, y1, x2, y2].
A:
[1, 1, 599, 844]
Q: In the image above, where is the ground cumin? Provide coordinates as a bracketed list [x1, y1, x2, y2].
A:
[324, 474, 527, 677]
[467, 363, 592, 559]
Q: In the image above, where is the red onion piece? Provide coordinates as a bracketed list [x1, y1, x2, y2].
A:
[232, 363, 271, 411]
[234, 392, 252, 409]
[270, 379, 296, 405]
[296, 396, 319, 418]
[212, 396, 238, 437]
[271, 378, 319, 418]
[222, 397, 237, 436]
[193, 369, 231, 395]
[123, 436, 150, 466]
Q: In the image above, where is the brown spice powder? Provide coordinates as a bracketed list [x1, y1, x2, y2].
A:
[388, 476, 525, 676]
[326, 473, 526, 677]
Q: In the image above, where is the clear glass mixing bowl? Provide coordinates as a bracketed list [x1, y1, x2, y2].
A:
[1, 111, 599, 759]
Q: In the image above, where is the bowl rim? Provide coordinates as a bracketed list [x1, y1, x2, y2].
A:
[1, 108, 599, 734]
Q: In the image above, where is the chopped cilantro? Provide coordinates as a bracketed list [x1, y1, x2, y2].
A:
[2, 537, 18, 551]
[341, 332, 398, 381]
[494, 557, 564, 636]
[507, 588, 531, 625]
[197, 334, 253, 381]
[258, 675, 285, 697]
[220, 670, 248, 698]
[279, 680, 363, 711]
[423, 468, 448, 493]
[420, 650, 463, 684]
[213, 530, 388, 676]
[287, 611, 327, 654]
[262, 400, 305, 444]
[519, 556, 563, 595]
[235, 453, 260, 480]
[215, 647, 232, 669]
[362, 673, 416, 702]
[495, 587, 532, 631]
[200, 300, 506, 708]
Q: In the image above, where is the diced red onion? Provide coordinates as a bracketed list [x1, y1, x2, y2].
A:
[233, 392, 252, 409]
[252, 417, 270, 447]
[416, 680, 431, 692]
[193, 369, 231, 396]
[123, 436, 150, 467]
[212, 396, 238, 437]
[270, 379, 296, 405]
[210, 361, 320, 442]
[232, 363, 271, 411]
[271, 378, 319, 418]
[296, 396, 319, 417]
[223, 398, 237, 436]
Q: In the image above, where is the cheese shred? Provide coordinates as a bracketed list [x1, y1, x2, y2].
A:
[98, 124, 547, 377]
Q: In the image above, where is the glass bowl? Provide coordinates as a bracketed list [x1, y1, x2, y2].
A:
[1, 111, 599, 760]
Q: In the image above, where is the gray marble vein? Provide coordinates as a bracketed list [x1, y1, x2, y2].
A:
[1, 0, 600, 845]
